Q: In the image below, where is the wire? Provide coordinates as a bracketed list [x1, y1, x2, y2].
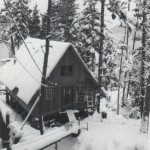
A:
[3, 0, 55, 86]
[3, 0, 43, 75]
[14, 55, 49, 87]
[4, 46, 53, 87]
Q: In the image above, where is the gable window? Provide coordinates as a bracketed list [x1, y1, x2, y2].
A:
[61, 65, 73, 76]
[46, 88, 52, 101]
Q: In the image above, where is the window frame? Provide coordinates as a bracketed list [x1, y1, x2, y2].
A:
[61, 65, 73, 77]
[46, 88, 53, 101]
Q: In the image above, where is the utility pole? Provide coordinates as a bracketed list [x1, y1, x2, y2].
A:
[98, 0, 105, 113]
[39, 0, 51, 135]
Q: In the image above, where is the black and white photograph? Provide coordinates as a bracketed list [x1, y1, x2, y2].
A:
[0, 0, 149, 149]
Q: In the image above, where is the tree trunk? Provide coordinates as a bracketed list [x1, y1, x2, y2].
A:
[140, 0, 148, 133]
[117, 48, 123, 115]
[126, 10, 139, 100]
[122, 0, 130, 107]
[98, 0, 105, 92]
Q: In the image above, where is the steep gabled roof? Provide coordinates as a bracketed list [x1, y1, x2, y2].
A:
[0, 38, 98, 105]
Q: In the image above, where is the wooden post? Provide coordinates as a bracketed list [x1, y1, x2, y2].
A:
[39, 0, 51, 135]
[6, 114, 11, 150]
[78, 117, 80, 126]
[6, 93, 9, 105]
[55, 142, 58, 150]
[87, 122, 88, 131]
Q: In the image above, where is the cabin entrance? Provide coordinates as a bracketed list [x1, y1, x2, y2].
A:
[61, 87, 74, 109]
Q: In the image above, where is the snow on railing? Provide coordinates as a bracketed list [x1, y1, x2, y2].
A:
[0, 99, 23, 139]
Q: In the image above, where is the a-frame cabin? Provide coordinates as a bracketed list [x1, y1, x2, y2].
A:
[0, 38, 98, 122]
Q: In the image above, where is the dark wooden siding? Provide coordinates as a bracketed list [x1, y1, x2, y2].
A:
[31, 46, 96, 116]
[49, 47, 93, 85]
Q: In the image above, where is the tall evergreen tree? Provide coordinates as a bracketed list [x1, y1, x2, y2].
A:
[71, 0, 117, 85]
[1, 0, 31, 48]
[71, 0, 101, 70]
[40, 0, 77, 41]
[29, 4, 41, 38]
[40, 13, 47, 39]
[58, 0, 77, 41]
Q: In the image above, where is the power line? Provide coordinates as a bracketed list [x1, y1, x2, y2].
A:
[3, 0, 43, 75]
[14, 55, 49, 87]
[3, 0, 55, 86]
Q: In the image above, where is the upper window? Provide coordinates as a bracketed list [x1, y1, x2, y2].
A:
[61, 65, 73, 76]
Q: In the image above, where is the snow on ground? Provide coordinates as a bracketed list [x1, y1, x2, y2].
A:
[44, 89, 149, 150]
[71, 90, 149, 150]
[0, 89, 149, 150]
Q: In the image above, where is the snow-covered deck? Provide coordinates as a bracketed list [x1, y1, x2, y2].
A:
[0, 95, 39, 140]
[2, 125, 80, 150]
[0, 95, 80, 150]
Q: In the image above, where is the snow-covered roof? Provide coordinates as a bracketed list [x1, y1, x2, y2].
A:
[0, 37, 98, 105]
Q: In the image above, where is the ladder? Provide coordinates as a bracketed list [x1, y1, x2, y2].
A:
[86, 95, 94, 108]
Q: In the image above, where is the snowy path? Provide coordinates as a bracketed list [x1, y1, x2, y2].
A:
[73, 111, 149, 150]
[71, 89, 149, 150]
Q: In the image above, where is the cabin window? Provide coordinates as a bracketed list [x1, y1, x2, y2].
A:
[61, 65, 73, 76]
[63, 87, 73, 104]
[77, 86, 92, 102]
[77, 86, 87, 102]
[46, 89, 52, 101]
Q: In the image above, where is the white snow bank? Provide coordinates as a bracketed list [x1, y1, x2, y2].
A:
[74, 110, 148, 150]
[0, 95, 39, 140]
[0, 97, 14, 123]
[73, 89, 149, 150]
[75, 130, 148, 150]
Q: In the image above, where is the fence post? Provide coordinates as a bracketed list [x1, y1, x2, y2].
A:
[55, 142, 57, 150]
[6, 113, 11, 150]
[87, 122, 88, 131]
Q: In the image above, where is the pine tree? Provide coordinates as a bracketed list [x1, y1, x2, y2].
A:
[40, 13, 47, 39]
[58, 0, 77, 41]
[40, 0, 77, 41]
[1, 0, 31, 48]
[71, 0, 101, 70]
[29, 4, 41, 38]
[71, 0, 117, 80]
